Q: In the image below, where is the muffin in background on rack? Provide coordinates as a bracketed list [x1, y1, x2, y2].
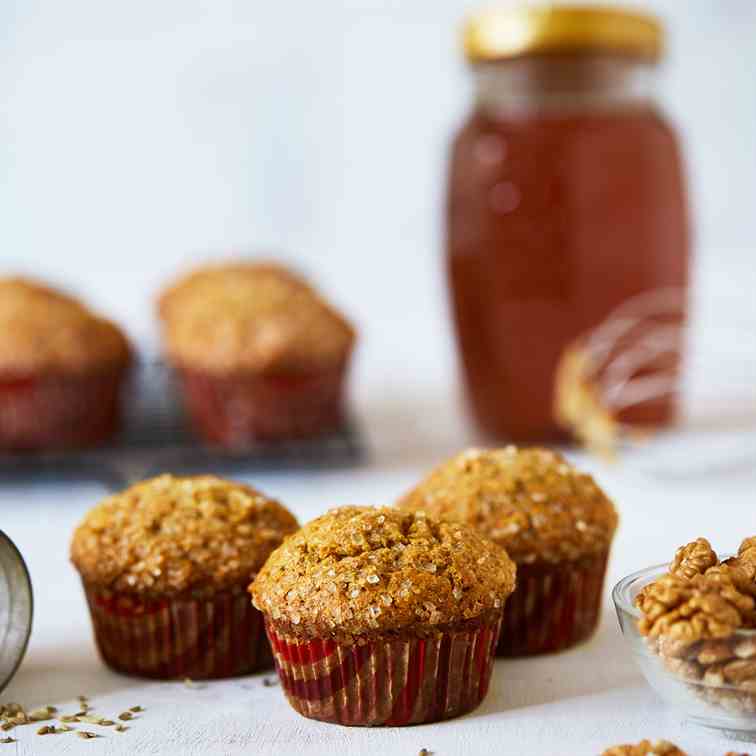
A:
[398, 446, 618, 656]
[157, 261, 355, 446]
[71, 473, 300, 679]
[0, 276, 131, 451]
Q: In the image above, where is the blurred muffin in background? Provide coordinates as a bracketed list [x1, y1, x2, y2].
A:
[398, 446, 618, 656]
[0, 276, 131, 451]
[71, 473, 299, 679]
[157, 261, 355, 445]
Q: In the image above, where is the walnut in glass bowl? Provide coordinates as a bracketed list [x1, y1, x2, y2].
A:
[613, 537, 756, 738]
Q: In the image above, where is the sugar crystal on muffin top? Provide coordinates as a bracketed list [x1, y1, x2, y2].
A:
[250, 506, 516, 641]
[397, 447, 618, 564]
[71, 475, 298, 595]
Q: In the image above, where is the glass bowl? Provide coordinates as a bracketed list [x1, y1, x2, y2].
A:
[613, 562, 756, 739]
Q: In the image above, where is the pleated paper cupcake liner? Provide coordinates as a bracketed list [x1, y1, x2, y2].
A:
[265, 617, 502, 726]
[83, 582, 272, 679]
[175, 362, 349, 445]
[497, 552, 609, 657]
[0, 371, 124, 451]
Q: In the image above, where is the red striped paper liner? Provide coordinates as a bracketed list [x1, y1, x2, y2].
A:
[264, 616, 502, 726]
[82, 582, 272, 679]
[0, 370, 125, 451]
[175, 361, 349, 445]
[497, 551, 609, 656]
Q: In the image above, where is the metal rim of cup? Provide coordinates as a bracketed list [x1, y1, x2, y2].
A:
[0, 530, 33, 694]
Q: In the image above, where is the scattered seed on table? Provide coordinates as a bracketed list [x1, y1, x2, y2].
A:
[29, 708, 53, 721]
[80, 715, 105, 725]
[129, 706, 143, 713]
[118, 711, 133, 721]
[78, 731, 98, 739]
[0, 737, 14, 744]
[115, 724, 128, 733]
[37, 724, 56, 735]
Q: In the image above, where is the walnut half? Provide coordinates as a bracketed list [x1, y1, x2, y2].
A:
[669, 538, 718, 581]
[601, 740, 687, 756]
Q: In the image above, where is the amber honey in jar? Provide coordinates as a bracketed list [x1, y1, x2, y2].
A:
[447, 5, 690, 442]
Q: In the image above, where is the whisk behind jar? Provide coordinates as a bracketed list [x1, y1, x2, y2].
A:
[555, 287, 688, 457]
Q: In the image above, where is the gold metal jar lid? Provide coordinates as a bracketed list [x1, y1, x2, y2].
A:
[464, 5, 664, 63]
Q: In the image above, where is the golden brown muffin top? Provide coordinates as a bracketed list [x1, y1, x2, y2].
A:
[397, 447, 618, 564]
[250, 506, 516, 641]
[0, 277, 131, 375]
[602, 741, 687, 756]
[157, 261, 355, 374]
[71, 475, 299, 596]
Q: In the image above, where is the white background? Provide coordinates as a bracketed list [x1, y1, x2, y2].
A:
[1, 2, 755, 754]
[1, 0, 755, 367]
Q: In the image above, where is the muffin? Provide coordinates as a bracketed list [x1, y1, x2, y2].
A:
[0, 276, 131, 450]
[250, 505, 516, 726]
[71, 474, 299, 679]
[157, 261, 355, 445]
[398, 447, 618, 656]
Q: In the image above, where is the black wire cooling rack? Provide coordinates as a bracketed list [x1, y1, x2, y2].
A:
[0, 361, 364, 490]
